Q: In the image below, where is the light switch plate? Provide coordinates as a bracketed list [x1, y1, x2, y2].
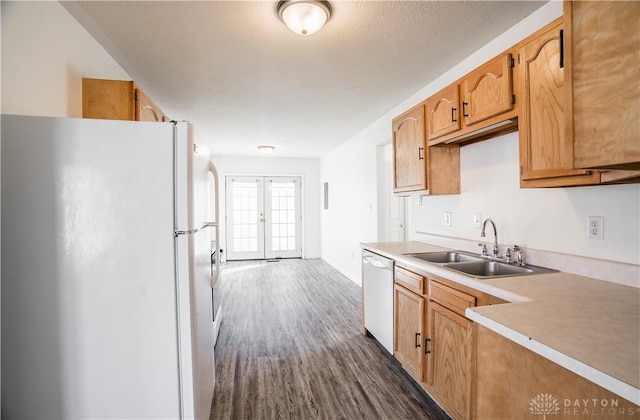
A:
[444, 212, 452, 227]
[473, 213, 482, 229]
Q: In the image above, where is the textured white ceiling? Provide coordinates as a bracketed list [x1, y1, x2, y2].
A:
[64, 1, 546, 158]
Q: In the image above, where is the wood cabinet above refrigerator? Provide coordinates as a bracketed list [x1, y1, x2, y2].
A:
[82, 78, 170, 122]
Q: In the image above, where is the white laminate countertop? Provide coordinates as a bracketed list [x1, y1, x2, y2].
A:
[361, 241, 640, 406]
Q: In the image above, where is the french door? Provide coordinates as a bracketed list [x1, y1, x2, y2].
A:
[225, 176, 302, 261]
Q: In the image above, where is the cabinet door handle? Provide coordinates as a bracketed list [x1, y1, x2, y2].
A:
[462, 101, 469, 118]
[418, 147, 424, 160]
[415, 332, 421, 348]
[425, 338, 431, 355]
[559, 29, 564, 69]
[451, 107, 457, 123]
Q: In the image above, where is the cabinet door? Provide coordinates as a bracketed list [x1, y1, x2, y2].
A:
[426, 84, 460, 142]
[519, 20, 600, 187]
[427, 301, 473, 420]
[566, 1, 640, 170]
[462, 53, 514, 126]
[394, 284, 424, 381]
[135, 88, 169, 122]
[392, 105, 427, 193]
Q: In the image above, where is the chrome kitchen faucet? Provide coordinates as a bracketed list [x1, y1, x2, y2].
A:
[480, 218, 500, 258]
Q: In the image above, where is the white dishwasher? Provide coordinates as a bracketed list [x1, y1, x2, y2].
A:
[362, 250, 394, 354]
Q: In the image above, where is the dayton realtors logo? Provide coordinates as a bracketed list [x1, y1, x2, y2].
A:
[530, 393, 560, 419]
[530, 393, 638, 417]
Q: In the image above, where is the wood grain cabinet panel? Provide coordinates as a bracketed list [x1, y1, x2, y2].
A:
[395, 266, 424, 295]
[426, 52, 518, 147]
[429, 280, 476, 317]
[462, 53, 514, 127]
[392, 104, 461, 196]
[393, 283, 424, 381]
[135, 87, 170, 122]
[426, 300, 474, 420]
[393, 105, 427, 193]
[566, 1, 640, 170]
[475, 324, 640, 419]
[519, 19, 600, 188]
[82, 78, 170, 122]
[426, 84, 460, 141]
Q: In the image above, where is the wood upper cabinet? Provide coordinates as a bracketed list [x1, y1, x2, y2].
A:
[426, 52, 518, 146]
[393, 105, 427, 193]
[392, 104, 461, 196]
[426, 84, 460, 141]
[566, 1, 640, 170]
[135, 87, 170, 122]
[519, 19, 600, 188]
[462, 52, 514, 127]
[394, 282, 425, 381]
[82, 78, 170, 122]
[425, 280, 476, 420]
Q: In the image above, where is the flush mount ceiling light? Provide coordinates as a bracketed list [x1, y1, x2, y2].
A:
[258, 145, 275, 155]
[277, 0, 332, 36]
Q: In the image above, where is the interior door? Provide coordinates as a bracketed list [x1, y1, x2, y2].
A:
[382, 143, 406, 241]
[226, 176, 302, 260]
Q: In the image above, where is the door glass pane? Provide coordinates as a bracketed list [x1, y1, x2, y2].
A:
[230, 181, 260, 253]
[270, 181, 297, 252]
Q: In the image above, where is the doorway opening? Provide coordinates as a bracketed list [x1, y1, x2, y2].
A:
[225, 176, 302, 261]
[377, 143, 406, 241]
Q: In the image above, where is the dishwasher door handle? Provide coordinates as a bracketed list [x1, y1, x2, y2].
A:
[362, 255, 388, 269]
[362, 251, 393, 270]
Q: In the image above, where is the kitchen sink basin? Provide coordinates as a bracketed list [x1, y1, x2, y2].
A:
[406, 251, 483, 264]
[405, 250, 557, 279]
[443, 261, 528, 277]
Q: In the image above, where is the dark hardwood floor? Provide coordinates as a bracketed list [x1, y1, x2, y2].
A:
[210, 258, 449, 420]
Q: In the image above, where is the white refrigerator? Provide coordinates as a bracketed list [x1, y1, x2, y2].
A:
[1, 114, 221, 419]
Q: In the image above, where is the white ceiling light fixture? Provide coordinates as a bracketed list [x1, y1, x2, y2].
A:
[258, 145, 275, 155]
[277, 0, 332, 36]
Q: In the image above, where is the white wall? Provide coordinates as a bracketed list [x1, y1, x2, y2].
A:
[211, 156, 321, 259]
[319, 1, 640, 284]
[1, 1, 130, 117]
[320, 118, 384, 282]
[408, 134, 640, 264]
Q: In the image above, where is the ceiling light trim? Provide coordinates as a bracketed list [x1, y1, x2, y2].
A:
[277, 0, 332, 36]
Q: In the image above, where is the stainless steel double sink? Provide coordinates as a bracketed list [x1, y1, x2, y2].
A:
[404, 250, 557, 279]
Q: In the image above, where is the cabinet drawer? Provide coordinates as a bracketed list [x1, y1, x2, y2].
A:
[395, 266, 424, 294]
[429, 280, 476, 317]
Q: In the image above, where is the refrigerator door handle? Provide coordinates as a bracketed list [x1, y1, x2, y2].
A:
[173, 222, 216, 237]
[208, 161, 221, 287]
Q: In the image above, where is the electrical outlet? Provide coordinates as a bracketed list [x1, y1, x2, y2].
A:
[417, 195, 423, 206]
[444, 212, 452, 227]
[473, 213, 482, 229]
[588, 216, 604, 240]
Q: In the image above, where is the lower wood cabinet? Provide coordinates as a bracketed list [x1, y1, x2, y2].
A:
[426, 301, 474, 420]
[393, 283, 424, 381]
[425, 281, 476, 420]
[475, 324, 640, 419]
[393, 267, 479, 419]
